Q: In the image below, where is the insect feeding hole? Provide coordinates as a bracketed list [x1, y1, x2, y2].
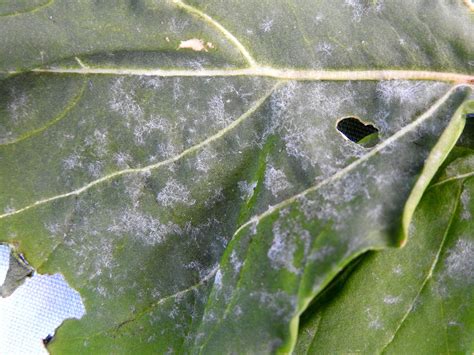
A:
[336, 117, 380, 148]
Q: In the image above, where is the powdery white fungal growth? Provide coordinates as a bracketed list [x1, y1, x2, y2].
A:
[316, 42, 333, 56]
[375, 81, 447, 132]
[108, 209, 181, 245]
[156, 179, 196, 207]
[84, 129, 109, 157]
[307, 246, 335, 263]
[62, 152, 83, 170]
[109, 78, 143, 121]
[272, 82, 364, 174]
[169, 17, 189, 33]
[393, 265, 403, 275]
[124, 173, 148, 209]
[86, 161, 104, 178]
[269, 81, 296, 126]
[249, 290, 297, 320]
[264, 165, 292, 198]
[7, 89, 29, 125]
[259, 18, 274, 33]
[383, 295, 401, 305]
[134, 116, 171, 145]
[230, 250, 243, 274]
[72, 236, 114, 283]
[268, 220, 301, 274]
[214, 269, 223, 290]
[195, 147, 217, 173]
[344, 0, 383, 22]
[460, 189, 471, 220]
[344, 0, 366, 22]
[208, 95, 232, 127]
[141, 77, 163, 90]
[365, 308, 383, 330]
[238, 180, 257, 200]
[204, 187, 224, 208]
[444, 239, 474, 284]
[156, 141, 179, 160]
[113, 151, 133, 169]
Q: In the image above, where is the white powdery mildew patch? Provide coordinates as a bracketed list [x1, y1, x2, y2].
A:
[444, 156, 474, 180]
[375, 81, 447, 133]
[72, 236, 115, 286]
[195, 147, 217, 174]
[460, 189, 471, 220]
[238, 180, 257, 200]
[249, 290, 297, 320]
[204, 187, 224, 208]
[63, 151, 83, 170]
[213, 269, 223, 291]
[344, 0, 383, 22]
[134, 115, 171, 146]
[259, 18, 274, 33]
[86, 161, 104, 178]
[7, 88, 30, 125]
[108, 208, 181, 245]
[156, 179, 196, 207]
[169, 17, 189, 34]
[365, 308, 384, 330]
[230, 249, 243, 274]
[307, 245, 335, 263]
[393, 265, 403, 276]
[268, 81, 297, 133]
[141, 76, 163, 90]
[113, 151, 133, 169]
[311, 169, 371, 229]
[156, 140, 179, 160]
[84, 129, 109, 158]
[124, 173, 149, 209]
[383, 295, 401, 305]
[109, 78, 143, 121]
[315, 42, 333, 57]
[444, 239, 474, 285]
[264, 165, 292, 198]
[272, 82, 364, 174]
[268, 220, 298, 274]
[208, 95, 231, 128]
[267, 218, 311, 274]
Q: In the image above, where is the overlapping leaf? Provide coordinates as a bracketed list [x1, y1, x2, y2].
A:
[0, 0, 473, 353]
[296, 145, 474, 354]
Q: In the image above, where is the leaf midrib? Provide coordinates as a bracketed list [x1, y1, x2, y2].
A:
[5, 67, 474, 83]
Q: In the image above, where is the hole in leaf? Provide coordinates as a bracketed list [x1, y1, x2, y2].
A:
[466, 113, 474, 119]
[336, 117, 379, 148]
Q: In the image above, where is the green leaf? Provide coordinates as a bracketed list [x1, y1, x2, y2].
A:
[296, 147, 474, 354]
[0, 0, 473, 353]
